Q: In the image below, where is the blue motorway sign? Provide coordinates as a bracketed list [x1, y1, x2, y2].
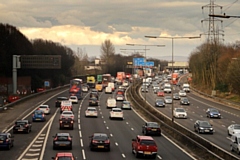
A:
[133, 58, 145, 66]
[145, 61, 154, 67]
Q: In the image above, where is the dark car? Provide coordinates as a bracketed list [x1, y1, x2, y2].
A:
[89, 97, 99, 106]
[194, 120, 214, 134]
[89, 133, 110, 151]
[32, 110, 46, 122]
[173, 93, 180, 100]
[53, 133, 72, 150]
[0, 133, 14, 150]
[180, 97, 190, 105]
[206, 108, 221, 119]
[155, 99, 165, 107]
[142, 122, 161, 136]
[13, 120, 32, 134]
[121, 101, 132, 110]
[90, 92, 99, 100]
[59, 118, 74, 130]
[55, 97, 68, 107]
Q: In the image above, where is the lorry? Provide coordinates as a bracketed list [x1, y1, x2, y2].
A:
[97, 75, 102, 84]
[116, 72, 126, 85]
[95, 84, 103, 92]
[182, 83, 190, 92]
[87, 76, 96, 88]
[171, 73, 179, 85]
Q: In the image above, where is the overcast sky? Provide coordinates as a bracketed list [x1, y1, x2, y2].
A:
[1, 0, 239, 61]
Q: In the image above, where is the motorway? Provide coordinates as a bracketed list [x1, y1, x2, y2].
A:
[142, 79, 240, 159]
[0, 85, 195, 160]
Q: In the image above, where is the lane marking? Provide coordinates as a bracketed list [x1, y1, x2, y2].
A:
[29, 148, 41, 152]
[79, 131, 82, 137]
[82, 149, 86, 160]
[80, 139, 83, 147]
[122, 154, 126, 158]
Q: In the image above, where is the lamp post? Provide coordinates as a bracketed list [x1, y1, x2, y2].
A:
[145, 35, 201, 122]
[126, 44, 165, 109]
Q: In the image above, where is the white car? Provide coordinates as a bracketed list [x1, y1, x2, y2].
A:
[82, 86, 89, 92]
[173, 108, 187, 119]
[105, 86, 112, 94]
[106, 97, 117, 108]
[38, 105, 51, 114]
[60, 111, 74, 119]
[163, 87, 171, 93]
[109, 108, 124, 120]
[69, 96, 78, 104]
[228, 124, 240, 136]
[116, 94, 124, 101]
[179, 90, 187, 97]
[85, 107, 98, 117]
[164, 96, 172, 104]
[122, 81, 129, 87]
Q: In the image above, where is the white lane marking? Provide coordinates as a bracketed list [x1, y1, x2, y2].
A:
[102, 116, 104, 118]
[22, 158, 38, 160]
[222, 125, 226, 127]
[122, 154, 126, 158]
[38, 137, 45, 140]
[78, 124, 81, 130]
[157, 155, 162, 159]
[79, 131, 82, 137]
[106, 126, 109, 129]
[232, 121, 235, 123]
[78, 115, 80, 119]
[82, 149, 86, 160]
[110, 134, 113, 137]
[78, 119, 80, 123]
[40, 134, 45, 136]
[226, 137, 231, 140]
[17, 109, 58, 160]
[26, 153, 40, 156]
[35, 140, 43, 143]
[39, 109, 58, 160]
[103, 121, 106, 123]
[32, 144, 42, 147]
[29, 148, 41, 152]
[115, 142, 118, 146]
[126, 122, 129, 124]
[131, 128, 134, 130]
[80, 139, 83, 147]
[100, 112, 102, 114]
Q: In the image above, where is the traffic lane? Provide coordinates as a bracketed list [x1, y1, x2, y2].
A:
[43, 101, 82, 159]
[145, 91, 240, 157]
[80, 92, 123, 160]
[100, 93, 194, 160]
[0, 91, 67, 160]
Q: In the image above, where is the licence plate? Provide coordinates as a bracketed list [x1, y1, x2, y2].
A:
[64, 125, 69, 127]
[59, 144, 66, 146]
[205, 130, 209, 132]
[214, 115, 218, 117]
[98, 145, 104, 148]
[18, 129, 23, 131]
[152, 129, 157, 131]
[0, 141, 3, 143]
[144, 151, 151, 155]
[36, 119, 40, 120]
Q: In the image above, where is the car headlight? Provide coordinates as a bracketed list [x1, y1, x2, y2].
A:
[210, 128, 213, 130]
[199, 127, 204, 130]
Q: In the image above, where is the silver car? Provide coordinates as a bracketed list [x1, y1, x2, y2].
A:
[38, 105, 51, 115]
[164, 96, 172, 104]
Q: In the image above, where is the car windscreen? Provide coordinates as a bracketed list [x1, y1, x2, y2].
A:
[234, 125, 240, 129]
[93, 135, 108, 141]
[176, 109, 185, 112]
[15, 121, 27, 125]
[39, 106, 47, 108]
[57, 136, 68, 140]
[62, 112, 72, 115]
[148, 123, 159, 127]
[112, 109, 122, 112]
[88, 108, 96, 111]
[35, 111, 43, 115]
[57, 157, 72, 160]
[200, 122, 211, 127]
[0, 135, 6, 141]
[140, 140, 156, 146]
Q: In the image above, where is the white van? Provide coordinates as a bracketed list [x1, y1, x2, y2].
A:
[230, 133, 240, 154]
[105, 86, 112, 94]
[182, 83, 190, 92]
[108, 82, 115, 91]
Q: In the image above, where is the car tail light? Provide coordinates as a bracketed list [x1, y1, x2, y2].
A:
[60, 121, 62, 123]
[92, 140, 98, 143]
[105, 139, 110, 143]
[71, 121, 73, 123]
[42, 114, 45, 117]
[6, 139, 9, 142]
[25, 124, 29, 127]
[46, 108, 49, 110]
[54, 137, 58, 141]
[32, 114, 34, 117]
[137, 145, 142, 150]
[70, 116, 74, 119]
[147, 127, 151, 130]
[68, 137, 72, 141]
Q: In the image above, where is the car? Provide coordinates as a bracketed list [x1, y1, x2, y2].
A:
[85, 107, 98, 117]
[152, 85, 160, 90]
[121, 101, 132, 110]
[155, 99, 165, 107]
[153, 89, 160, 94]
[179, 90, 187, 97]
[60, 111, 74, 120]
[180, 97, 190, 105]
[141, 87, 148, 92]
[90, 92, 99, 99]
[52, 152, 76, 160]
[82, 85, 89, 92]
[228, 124, 240, 136]
[32, 110, 46, 122]
[142, 122, 161, 136]
[194, 120, 214, 134]
[53, 133, 72, 150]
[164, 96, 172, 104]
[122, 80, 129, 87]
[173, 93, 180, 100]
[38, 104, 51, 115]
[69, 96, 78, 104]
[173, 108, 187, 119]
[60, 100, 73, 113]
[116, 89, 124, 95]
[116, 94, 124, 101]
[163, 87, 171, 93]
[91, 89, 99, 94]
[55, 97, 68, 107]
[59, 118, 74, 130]
[13, 119, 32, 134]
[118, 85, 127, 91]
[109, 108, 124, 120]
[89, 97, 99, 106]
[206, 108, 221, 118]
[230, 133, 240, 154]
[105, 86, 112, 94]
[0, 133, 14, 150]
[106, 97, 117, 108]
[157, 90, 165, 97]
[132, 135, 158, 159]
[89, 133, 110, 151]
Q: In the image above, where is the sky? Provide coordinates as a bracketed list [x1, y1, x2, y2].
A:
[1, 0, 239, 61]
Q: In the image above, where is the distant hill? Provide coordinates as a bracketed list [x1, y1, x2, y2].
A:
[153, 56, 189, 62]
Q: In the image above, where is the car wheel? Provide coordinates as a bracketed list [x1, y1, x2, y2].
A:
[230, 145, 234, 152]
[152, 154, 157, 159]
[237, 148, 240, 155]
[69, 145, 72, 150]
[132, 147, 134, 154]
[107, 147, 110, 152]
[53, 146, 56, 150]
[228, 130, 231, 136]
[7, 144, 11, 150]
[135, 152, 140, 158]
[197, 128, 200, 134]
[26, 129, 30, 134]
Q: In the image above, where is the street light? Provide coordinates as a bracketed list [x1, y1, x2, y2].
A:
[145, 35, 201, 122]
[126, 43, 165, 109]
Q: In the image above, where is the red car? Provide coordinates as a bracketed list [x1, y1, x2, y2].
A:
[157, 90, 164, 97]
[52, 152, 75, 160]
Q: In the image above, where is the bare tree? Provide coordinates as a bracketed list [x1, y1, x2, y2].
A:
[100, 39, 115, 73]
